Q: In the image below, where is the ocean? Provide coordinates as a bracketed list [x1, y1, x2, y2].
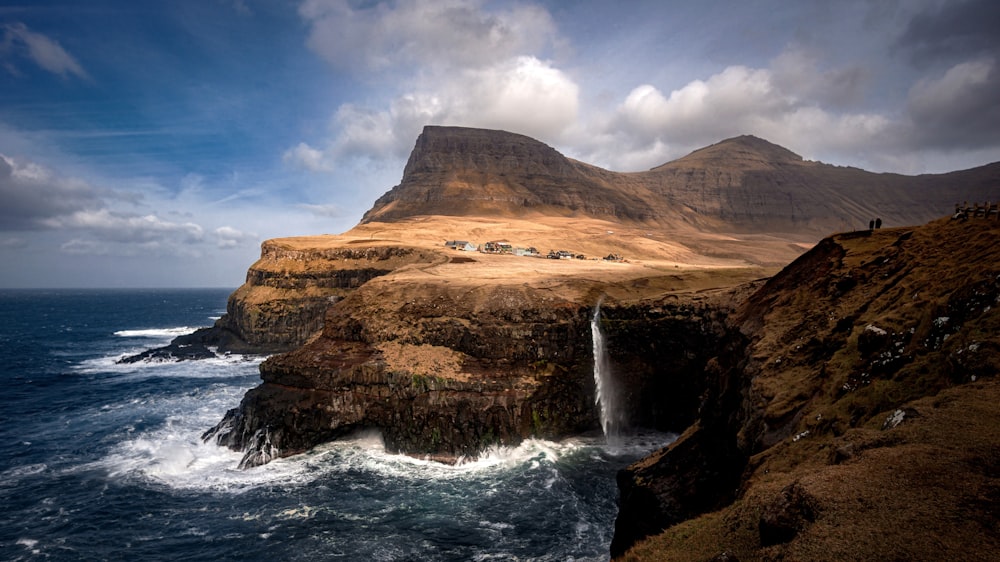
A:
[0, 289, 674, 561]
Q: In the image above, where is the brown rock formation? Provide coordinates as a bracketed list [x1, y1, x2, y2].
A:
[364, 126, 1000, 237]
[196, 126, 998, 475]
[214, 241, 442, 353]
[204, 256, 742, 466]
[613, 217, 1000, 560]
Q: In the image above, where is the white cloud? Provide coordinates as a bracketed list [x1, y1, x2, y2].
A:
[0, 236, 28, 250]
[299, 0, 557, 73]
[214, 225, 257, 249]
[331, 105, 400, 160]
[289, 0, 575, 171]
[0, 153, 227, 258]
[594, 58, 893, 170]
[288, 1, 1000, 180]
[1, 23, 88, 79]
[45, 209, 205, 244]
[59, 238, 108, 256]
[615, 66, 785, 145]
[441, 56, 579, 138]
[298, 203, 344, 218]
[770, 48, 869, 109]
[299, 55, 579, 167]
[283, 142, 334, 172]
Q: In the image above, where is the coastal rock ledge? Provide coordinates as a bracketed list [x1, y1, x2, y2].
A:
[202, 261, 734, 467]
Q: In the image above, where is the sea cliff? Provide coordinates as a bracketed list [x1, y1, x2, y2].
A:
[204, 262, 742, 466]
[612, 217, 1000, 560]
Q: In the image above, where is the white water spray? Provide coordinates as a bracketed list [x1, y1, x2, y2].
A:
[591, 300, 623, 442]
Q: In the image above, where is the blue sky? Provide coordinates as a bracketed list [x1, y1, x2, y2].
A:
[1, 0, 998, 287]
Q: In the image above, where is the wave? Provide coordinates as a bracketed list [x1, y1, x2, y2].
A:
[97, 422, 675, 494]
[73, 351, 265, 377]
[329, 430, 677, 481]
[0, 463, 48, 488]
[78, 376, 293, 492]
[76, 346, 673, 496]
[113, 326, 200, 339]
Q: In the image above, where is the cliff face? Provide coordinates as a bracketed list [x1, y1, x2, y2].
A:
[214, 241, 441, 353]
[163, 126, 1000, 558]
[612, 217, 1000, 560]
[362, 126, 656, 223]
[204, 271, 739, 466]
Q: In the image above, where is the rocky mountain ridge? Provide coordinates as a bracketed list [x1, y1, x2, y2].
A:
[364, 126, 1000, 236]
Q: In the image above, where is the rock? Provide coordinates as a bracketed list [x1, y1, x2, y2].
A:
[120, 243, 443, 362]
[117, 326, 219, 363]
[612, 217, 1000, 559]
[758, 482, 818, 547]
[203, 278, 733, 467]
[611, 327, 752, 558]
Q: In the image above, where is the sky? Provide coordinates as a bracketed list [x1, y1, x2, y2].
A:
[1, 0, 999, 288]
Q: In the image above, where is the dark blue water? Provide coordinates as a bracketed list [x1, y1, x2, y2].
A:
[0, 289, 673, 561]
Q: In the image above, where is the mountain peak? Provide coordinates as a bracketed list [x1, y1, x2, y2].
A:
[362, 125, 632, 224]
[654, 135, 804, 171]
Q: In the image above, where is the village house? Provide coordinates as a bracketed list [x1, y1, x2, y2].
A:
[444, 240, 477, 251]
[481, 241, 513, 254]
[514, 247, 539, 257]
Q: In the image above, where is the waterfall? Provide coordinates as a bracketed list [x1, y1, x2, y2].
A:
[591, 300, 622, 441]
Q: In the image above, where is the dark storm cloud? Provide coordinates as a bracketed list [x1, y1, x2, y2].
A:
[0, 153, 104, 230]
[0, 154, 205, 254]
[891, 0, 1000, 151]
[896, 0, 1000, 63]
[904, 58, 1000, 150]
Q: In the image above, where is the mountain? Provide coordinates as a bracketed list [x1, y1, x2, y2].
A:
[361, 126, 653, 223]
[362, 126, 1000, 238]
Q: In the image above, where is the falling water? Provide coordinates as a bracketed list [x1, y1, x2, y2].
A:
[591, 300, 622, 442]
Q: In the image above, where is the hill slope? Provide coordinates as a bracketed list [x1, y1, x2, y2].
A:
[362, 126, 1000, 240]
[613, 216, 1000, 560]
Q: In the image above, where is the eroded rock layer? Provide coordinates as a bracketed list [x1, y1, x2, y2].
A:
[216, 242, 441, 352]
[204, 273, 740, 466]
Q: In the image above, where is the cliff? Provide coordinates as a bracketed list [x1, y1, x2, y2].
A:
[612, 216, 1000, 560]
[119, 239, 445, 361]
[362, 126, 653, 223]
[203, 254, 748, 466]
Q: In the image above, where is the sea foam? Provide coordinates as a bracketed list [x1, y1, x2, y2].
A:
[114, 326, 199, 339]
